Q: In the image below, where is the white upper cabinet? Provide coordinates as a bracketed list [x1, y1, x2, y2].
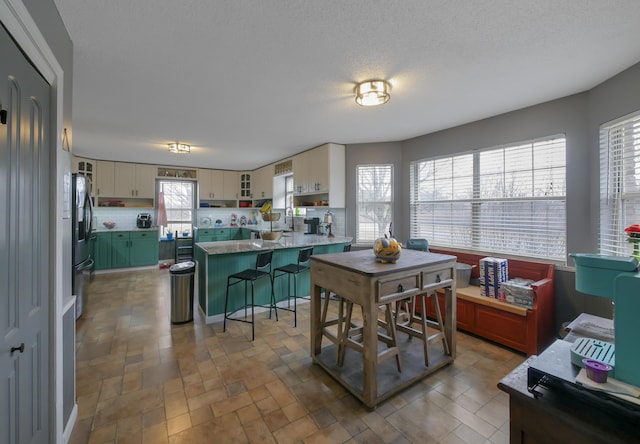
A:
[252, 165, 273, 200]
[223, 171, 239, 200]
[198, 169, 224, 199]
[114, 162, 156, 198]
[292, 143, 345, 207]
[95, 160, 115, 197]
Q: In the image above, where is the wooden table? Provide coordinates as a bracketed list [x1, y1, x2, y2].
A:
[310, 249, 457, 408]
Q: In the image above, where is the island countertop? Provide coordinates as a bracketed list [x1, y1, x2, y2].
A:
[196, 234, 352, 255]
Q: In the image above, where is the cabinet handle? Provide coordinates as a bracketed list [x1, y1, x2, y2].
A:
[11, 343, 25, 354]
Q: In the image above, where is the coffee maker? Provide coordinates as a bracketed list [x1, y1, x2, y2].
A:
[303, 217, 320, 235]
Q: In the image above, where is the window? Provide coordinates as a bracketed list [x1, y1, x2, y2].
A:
[410, 136, 566, 261]
[600, 112, 640, 256]
[158, 180, 195, 237]
[356, 165, 393, 243]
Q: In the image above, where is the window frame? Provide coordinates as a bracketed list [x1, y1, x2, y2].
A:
[409, 135, 567, 261]
[356, 164, 394, 245]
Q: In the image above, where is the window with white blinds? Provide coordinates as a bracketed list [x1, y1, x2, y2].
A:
[356, 165, 393, 243]
[600, 112, 640, 256]
[410, 136, 566, 260]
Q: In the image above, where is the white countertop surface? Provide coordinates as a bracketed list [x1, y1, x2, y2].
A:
[94, 227, 159, 233]
[196, 234, 351, 255]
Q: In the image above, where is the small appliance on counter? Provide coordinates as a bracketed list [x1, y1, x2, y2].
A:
[303, 217, 320, 235]
[137, 213, 152, 228]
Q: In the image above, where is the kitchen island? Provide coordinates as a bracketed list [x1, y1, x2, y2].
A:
[194, 234, 351, 323]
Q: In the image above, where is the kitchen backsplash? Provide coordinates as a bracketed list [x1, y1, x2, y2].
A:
[94, 207, 346, 237]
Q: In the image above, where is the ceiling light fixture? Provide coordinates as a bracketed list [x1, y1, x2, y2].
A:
[168, 142, 190, 154]
[355, 80, 390, 106]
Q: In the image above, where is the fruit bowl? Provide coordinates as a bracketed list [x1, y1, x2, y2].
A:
[261, 213, 281, 222]
[261, 231, 282, 241]
[103, 221, 116, 229]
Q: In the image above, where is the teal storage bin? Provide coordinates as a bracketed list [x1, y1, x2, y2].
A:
[570, 253, 637, 298]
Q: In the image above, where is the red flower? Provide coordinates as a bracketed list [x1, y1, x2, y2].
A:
[625, 224, 640, 235]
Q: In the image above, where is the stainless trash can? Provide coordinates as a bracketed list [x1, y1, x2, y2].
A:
[169, 261, 195, 324]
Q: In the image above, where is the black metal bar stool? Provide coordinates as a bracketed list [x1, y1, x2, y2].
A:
[272, 246, 314, 327]
[223, 249, 276, 340]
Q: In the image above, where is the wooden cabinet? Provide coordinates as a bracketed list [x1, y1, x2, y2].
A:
[95, 230, 159, 269]
[71, 156, 95, 185]
[430, 249, 556, 356]
[195, 228, 245, 242]
[223, 170, 239, 200]
[252, 165, 273, 200]
[239, 172, 251, 199]
[198, 168, 224, 199]
[292, 143, 345, 208]
[95, 160, 115, 197]
[94, 232, 112, 270]
[114, 162, 156, 198]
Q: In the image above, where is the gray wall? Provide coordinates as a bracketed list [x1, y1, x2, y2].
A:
[345, 62, 640, 327]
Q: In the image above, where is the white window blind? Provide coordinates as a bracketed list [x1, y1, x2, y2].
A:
[356, 165, 393, 243]
[159, 180, 195, 236]
[410, 136, 566, 260]
[600, 112, 640, 256]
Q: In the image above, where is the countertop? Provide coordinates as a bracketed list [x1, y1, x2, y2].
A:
[196, 233, 351, 255]
[195, 224, 292, 232]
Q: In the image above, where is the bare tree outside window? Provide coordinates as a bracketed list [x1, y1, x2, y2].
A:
[357, 165, 393, 243]
[159, 180, 195, 237]
[410, 136, 566, 261]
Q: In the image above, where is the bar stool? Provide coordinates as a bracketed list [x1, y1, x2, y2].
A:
[395, 238, 449, 366]
[337, 298, 402, 372]
[272, 246, 314, 327]
[223, 249, 276, 341]
[320, 244, 352, 352]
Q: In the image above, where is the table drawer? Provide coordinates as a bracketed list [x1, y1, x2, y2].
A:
[422, 267, 453, 291]
[376, 273, 421, 303]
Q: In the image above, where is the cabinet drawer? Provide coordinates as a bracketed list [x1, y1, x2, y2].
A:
[376, 273, 421, 304]
[112, 232, 130, 240]
[422, 268, 453, 291]
[130, 231, 156, 240]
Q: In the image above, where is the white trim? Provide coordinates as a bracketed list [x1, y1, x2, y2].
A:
[1, 1, 69, 443]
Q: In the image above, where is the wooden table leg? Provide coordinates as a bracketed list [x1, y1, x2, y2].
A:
[361, 298, 377, 407]
[310, 282, 323, 357]
[444, 287, 456, 359]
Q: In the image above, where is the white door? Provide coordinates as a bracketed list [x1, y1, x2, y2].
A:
[0, 24, 51, 444]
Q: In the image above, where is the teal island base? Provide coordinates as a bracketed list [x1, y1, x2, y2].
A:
[195, 234, 351, 325]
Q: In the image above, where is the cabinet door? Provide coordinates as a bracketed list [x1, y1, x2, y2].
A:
[111, 232, 130, 268]
[198, 169, 224, 199]
[239, 172, 251, 199]
[223, 170, 239, 200]
[292, 152, 309, 194]
[129, 232, 158, 266]
[309, 145, 329, 192]
[96, 160, 115, 197]
[114, 162, 136, 197]
[254, 166, 273, 199]
[135, 164, 157, 198]
[94, 233, 112, 269]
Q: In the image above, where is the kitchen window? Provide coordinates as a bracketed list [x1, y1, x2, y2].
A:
[600, 111, 640, 256]
[356, 164, 393, 244]
[410, 136, 566, 261]
[158, 180, 195, 237]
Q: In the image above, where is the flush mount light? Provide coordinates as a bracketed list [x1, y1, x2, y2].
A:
[355, 80, 390, 106]
[168, 142, 190, 154]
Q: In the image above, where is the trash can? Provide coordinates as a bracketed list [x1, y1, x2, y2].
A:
[169, 261, 195, 324]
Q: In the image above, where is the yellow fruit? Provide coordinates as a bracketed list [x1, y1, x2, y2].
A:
[260, 201, 272, 213]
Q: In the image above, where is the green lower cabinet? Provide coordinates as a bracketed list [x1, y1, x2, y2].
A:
[111, 232, 131, 268]
[94, 232, 112, 270]
[94, 230, 159, 269]
[130, 231, 159, 266]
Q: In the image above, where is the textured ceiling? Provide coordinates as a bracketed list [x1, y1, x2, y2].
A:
[53, 0, 640, 171]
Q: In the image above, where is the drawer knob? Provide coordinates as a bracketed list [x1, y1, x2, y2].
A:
[436, 274, 441, 283]
[398, 284, 404, 293]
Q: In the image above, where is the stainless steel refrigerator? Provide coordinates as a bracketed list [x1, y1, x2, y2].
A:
[72, 173, 95, 319]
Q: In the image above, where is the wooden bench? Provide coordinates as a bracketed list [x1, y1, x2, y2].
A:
[429, 249, 555, 356]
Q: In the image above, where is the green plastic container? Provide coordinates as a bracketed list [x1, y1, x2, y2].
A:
[571, 253, 638, 298]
